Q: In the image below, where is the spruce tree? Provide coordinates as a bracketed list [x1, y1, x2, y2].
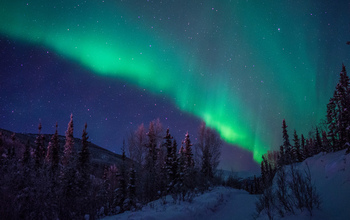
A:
[34, 122, 45, 168]
[277, 145, 285, 168]
[184, 132, 194, 169]
[22, 140, 31, 166]
[170, 139, 178, 192]
[300, 134, 306, 161]
[293, 130, 302, 162]
[282, 119, 291, 165]
[118, 140, 128, 210]
[327, 94, 338, 150]
[128, 164, 136, 209]
[315, 127, 322, 154]
[78, 123, 90, 173]
[337, 64, 350, 148]
[51, 123, 60, 172]
[45, 124, 60, 173]
[62, 114, 74, 167]
[177, 143, 187, 200]
[144, 121, 158, 202]
[163, 128, 174, 192]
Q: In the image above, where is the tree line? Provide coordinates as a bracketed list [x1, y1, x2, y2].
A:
[253, 64, 350, 219]
[0, 115, 222, 219]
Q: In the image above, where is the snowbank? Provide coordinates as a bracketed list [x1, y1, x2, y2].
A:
[104, 150, 350, 220]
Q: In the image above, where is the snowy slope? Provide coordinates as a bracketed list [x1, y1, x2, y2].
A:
[103, 150, 350, 220]
[290, 149, 350, 220]
[103, 187, 257, 220]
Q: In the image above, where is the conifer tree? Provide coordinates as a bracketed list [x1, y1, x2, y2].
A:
[34, 122, 45, 168]
[336, 64, 350, 148]
[292, 133, 299, 162]
[327, 64, 350, 152]
[22, 140, 31, 166]
[62, 114, 74, 167]
[118, 140, 128, 210]
[315, 127, 322, 154]
[59, 114, 79, 219]
[45, 123, 60, 173]
[176, 143, 187, 200]
[292, 130, 302, 162]
[184, 132, 194, 169]
[282, 119, 291, 164]
[163, 128, 174, 192]
[300, 134, 306, 161]
[170, 139, 178, 191]
[261, 156, 267, 188]
[78, 123, 90, 173]
[277, 145, 285, 168]
[144, 121, 159, 202]
[327, 94, 338, 150]
[128, 164, 136, 209]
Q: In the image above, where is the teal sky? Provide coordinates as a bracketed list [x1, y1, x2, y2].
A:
[0, 0, 349, 163]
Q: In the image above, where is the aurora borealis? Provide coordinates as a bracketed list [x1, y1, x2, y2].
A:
[0, 1, 349, 168]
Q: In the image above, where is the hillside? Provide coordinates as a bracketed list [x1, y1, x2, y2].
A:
[0, 128, 127, 176]
[103, 150, 350, 220]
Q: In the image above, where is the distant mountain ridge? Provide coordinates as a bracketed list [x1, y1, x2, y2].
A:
[0, 127, 128, 176]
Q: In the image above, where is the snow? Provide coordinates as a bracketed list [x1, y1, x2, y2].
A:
[103, 187, 257, 220]
[103, 150, 350, 220]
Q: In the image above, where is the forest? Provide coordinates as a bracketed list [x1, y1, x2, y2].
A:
[0, 64, 349, 220]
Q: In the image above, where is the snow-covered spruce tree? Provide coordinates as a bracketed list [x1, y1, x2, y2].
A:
[76, 123, 94, 217]
[62, 113, 74, 167]
[59, 114, 80, 219]
[78, 123, 90, 174]
[45, 123, 60, 175]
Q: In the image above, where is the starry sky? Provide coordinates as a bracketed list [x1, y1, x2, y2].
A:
[0, 0, 349, 171]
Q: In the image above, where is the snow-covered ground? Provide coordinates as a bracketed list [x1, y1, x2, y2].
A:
[104, 150, 350, 220]
[103, 187, 257, 220]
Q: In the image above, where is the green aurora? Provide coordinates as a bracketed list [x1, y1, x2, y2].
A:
[1, 0, 347, 163]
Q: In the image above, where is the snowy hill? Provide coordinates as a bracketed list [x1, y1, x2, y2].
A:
[0, 128, 128, 176]
[286, 149, 350, 220]
[103, 150, 350, 220]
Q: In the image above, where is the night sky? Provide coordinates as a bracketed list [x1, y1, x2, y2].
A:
[0, 0, 349, 171]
